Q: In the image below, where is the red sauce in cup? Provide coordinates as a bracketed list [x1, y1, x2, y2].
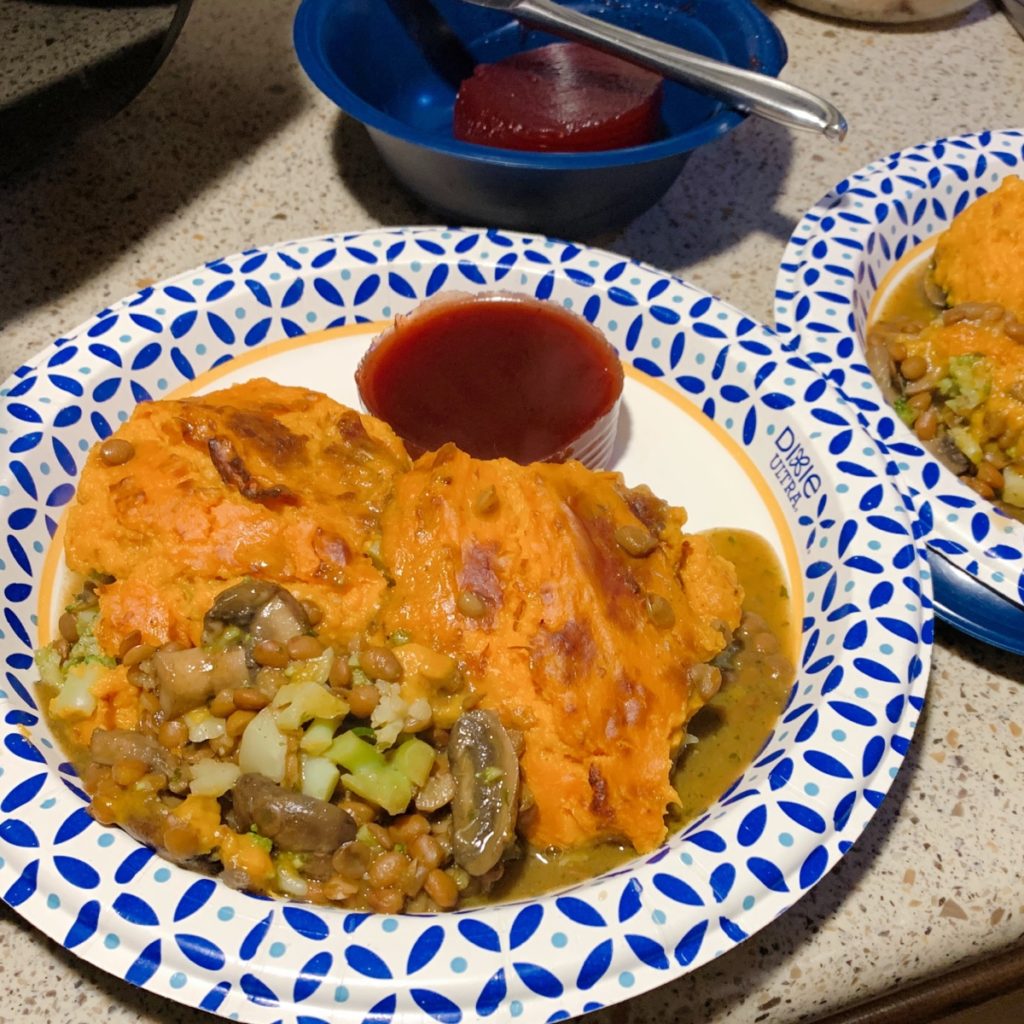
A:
[453, 42, 663, 153]
[356, 293, 623, 466]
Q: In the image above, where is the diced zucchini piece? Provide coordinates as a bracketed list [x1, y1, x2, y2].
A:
[390, 738, 435, 787]
[271, 680, 348, 732]
[300, 717, 339, 755]
[189, 759, 241, 797]
[1003, 466, 1024, 507]
[300, 754, 340, 802]
[49, 661, 103, 719]
[356, 823, 382, 848]
[326, 730, 386, 772]
[35, 646, 63, 688]
[238, 706, 288, 783]
[341, 766, 412, 815]
[275, 854, 309, 898]
[284, 647, 335, 686]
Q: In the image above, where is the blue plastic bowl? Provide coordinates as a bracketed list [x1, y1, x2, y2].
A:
[294, 0, 787, 236]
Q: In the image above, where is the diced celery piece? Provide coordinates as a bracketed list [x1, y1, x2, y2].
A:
[35, 646, 63, 688]
[189, 759, 241, 797]
[49, 661, 103, 719]
[1003, 466, 1024, 507]
[275, 855, 309, 898]
[390, 738, 434, 787]
[184, 707, 227, 743]
[300, 717, 339, 755]
[271, 680, 348, 732]
[341, 766, 412, 815]
[300, 755, 340, 802]
[284, 647, 335, 686]
[950, 425, 983, 465]
[326, 730, 386, 772]
[238, 706, 288, 783]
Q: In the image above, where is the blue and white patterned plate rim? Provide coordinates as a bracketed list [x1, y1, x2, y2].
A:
[773, 127, 1024, 609]
[0, 226, 931, 1024]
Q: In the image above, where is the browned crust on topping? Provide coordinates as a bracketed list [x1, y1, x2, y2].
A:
[588, 764, 612, 819]
[207, 436, 299, 507]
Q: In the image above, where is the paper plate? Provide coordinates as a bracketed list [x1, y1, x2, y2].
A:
[774, 128, 1024, 651]
[0, 227, 930, 1023]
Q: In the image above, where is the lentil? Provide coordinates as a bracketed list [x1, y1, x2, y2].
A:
[456, 589, 488, 618]
[158, 718, 188, 749]
[226, 709, 257, 737]
[473, 485, 499, 515]
[99, 438, 136, 466]
[914, 407, 939, 442]
[614, 524, 658, 557]
[424, 868, 459, 909]
[253, 640, 289, 668]
[359, 645, 403, 682]
[348, 684, 379, 718]
[366, 887, 404, 914]
[233, 687, 270, 711]
[899, 354, 927, 381]
[329, 655, 352, 688]
[287, 634, 324, 660]
[210, 689, 237, 718]
[368, 851, 409, 888]
[644, 593, 675, 629]
[58, 612, 79, 644]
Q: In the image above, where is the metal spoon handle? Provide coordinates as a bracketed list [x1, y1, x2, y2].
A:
[505, 0, 848, 142]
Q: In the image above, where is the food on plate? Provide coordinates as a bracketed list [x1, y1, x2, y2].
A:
[356, 292, 623, 466]
[453, 42, 663, 152]
[378, 444, 743, 853]
[932, 175, 1024, 319]
[39, 363, 793, 912]
[866, 176, 1024, 513]
[64, 378, 410, 653]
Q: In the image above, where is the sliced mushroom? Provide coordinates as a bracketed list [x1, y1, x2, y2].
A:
[90, 728, 182, 780]
[414, 770, 456, 813]
[447, 709, 520, 876]
[153, 645, 250, 718]
[203, 579, 311, 647]
[231, 772, 355, 854]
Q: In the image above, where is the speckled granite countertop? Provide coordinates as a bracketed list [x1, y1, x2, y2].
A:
[1, 2, 1023, 1022]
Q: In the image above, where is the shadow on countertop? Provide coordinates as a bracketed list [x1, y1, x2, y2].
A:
[614, 116, 797, 279]
[0, 0, 306, 330]
[331, 113, 439, 230]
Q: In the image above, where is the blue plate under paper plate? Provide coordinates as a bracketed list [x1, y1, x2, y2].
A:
[0, 228, 931, 1023]
[293, 0, 787, 235]
[774, 128, 1024, 654]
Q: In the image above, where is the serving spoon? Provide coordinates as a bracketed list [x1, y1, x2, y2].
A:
[458, 0, 848, 141]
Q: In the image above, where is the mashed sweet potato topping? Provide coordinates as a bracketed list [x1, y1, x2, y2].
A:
[380, 446, 741, 851]
[44, 377, 765, 910]
[66, 380, 410, 654]
[933, 175, 1024, 319]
